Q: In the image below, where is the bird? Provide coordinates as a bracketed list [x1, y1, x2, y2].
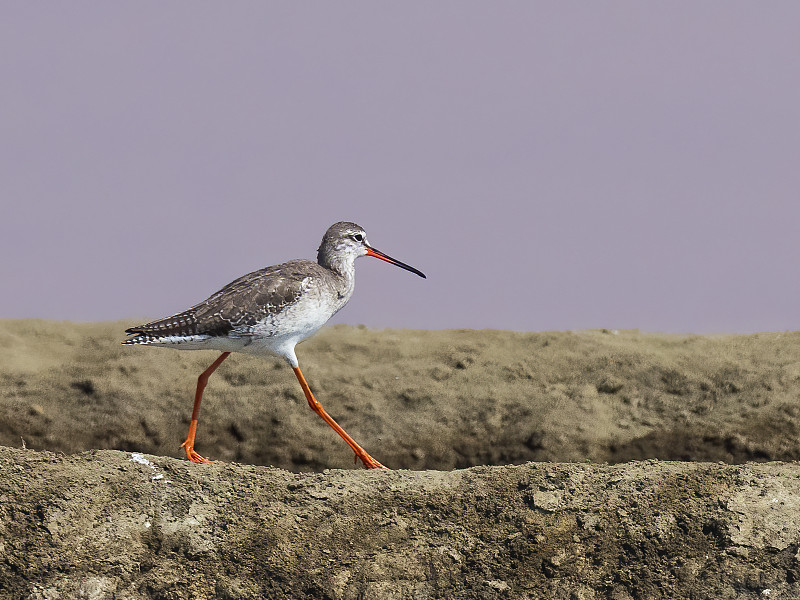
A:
[123, 222, 425, 469]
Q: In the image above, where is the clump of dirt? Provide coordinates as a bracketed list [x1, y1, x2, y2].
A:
[1, 447, 799, 599]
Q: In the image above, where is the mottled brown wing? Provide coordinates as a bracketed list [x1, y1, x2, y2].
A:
[125, 260, 314, 339]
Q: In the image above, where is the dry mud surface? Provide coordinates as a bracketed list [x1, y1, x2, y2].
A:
[3, 320, 800, 598]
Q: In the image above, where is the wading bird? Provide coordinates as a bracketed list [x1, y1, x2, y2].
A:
[123, 222, 425, 469]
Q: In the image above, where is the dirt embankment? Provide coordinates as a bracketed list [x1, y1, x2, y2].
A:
[2, 321, 800, 598]
[2, 448, 800, 599]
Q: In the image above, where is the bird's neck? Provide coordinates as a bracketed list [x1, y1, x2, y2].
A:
[318, 257, 356, 310]
[319, 254, 356, 286]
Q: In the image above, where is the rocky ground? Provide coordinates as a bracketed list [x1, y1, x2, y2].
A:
[2, 320, 800, 598]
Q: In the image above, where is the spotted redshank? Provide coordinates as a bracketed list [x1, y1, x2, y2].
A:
[123, 222, 425, 469]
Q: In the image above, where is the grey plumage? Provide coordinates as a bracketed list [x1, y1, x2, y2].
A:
[124, 221, 424, 350]
[124, 260, 325, 343]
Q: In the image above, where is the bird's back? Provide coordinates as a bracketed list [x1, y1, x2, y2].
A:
[123, 259, 349, 350]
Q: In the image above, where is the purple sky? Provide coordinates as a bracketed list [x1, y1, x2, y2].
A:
[2, 3, 799, 333]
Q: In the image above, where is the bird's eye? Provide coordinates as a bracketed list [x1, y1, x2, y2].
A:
[351, 234, 364, 242]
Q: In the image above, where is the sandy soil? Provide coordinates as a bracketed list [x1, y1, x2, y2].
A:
[3, 449, 800, 599]
[2, 320, 800, 598]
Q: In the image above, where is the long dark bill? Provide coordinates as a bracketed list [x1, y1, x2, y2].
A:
[365, 246, 426, 279]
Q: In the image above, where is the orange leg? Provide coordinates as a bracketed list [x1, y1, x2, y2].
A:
[181, 352, 230, 463]
[292, 366, 387, 469]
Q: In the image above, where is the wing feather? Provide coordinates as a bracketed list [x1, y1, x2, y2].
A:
[124, 260, 317, 341]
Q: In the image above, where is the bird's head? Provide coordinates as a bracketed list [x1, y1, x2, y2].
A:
[317, 222, 426, 279]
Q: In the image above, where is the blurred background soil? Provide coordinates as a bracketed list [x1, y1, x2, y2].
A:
[2, 320, 799, 470]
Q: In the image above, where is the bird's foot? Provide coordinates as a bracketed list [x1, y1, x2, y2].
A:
[356, 453, 389, 470]
[181, 440, 213, 464]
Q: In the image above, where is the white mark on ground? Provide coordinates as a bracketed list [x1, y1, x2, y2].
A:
[129, 453, 172, 484]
